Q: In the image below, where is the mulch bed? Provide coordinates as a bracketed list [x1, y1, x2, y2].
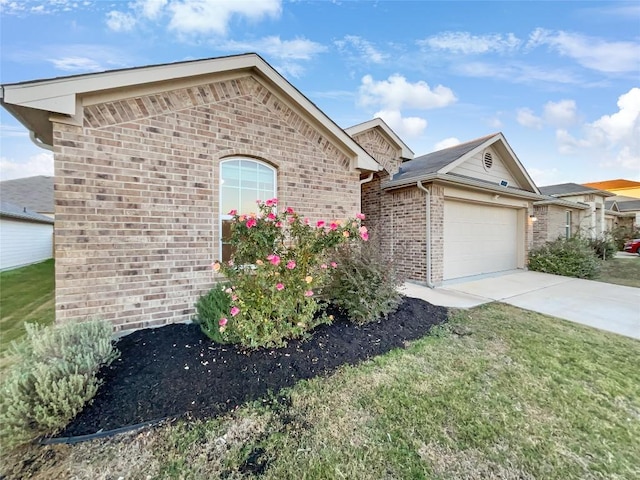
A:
[59, 297, 448, 437]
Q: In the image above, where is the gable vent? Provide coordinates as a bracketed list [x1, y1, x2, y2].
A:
[483, 151, 493, 170]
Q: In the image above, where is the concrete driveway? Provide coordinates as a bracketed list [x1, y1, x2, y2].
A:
[402, 270, 640, 340]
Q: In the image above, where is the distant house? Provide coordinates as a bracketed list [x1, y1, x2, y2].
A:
[0, 201, 54, 271]
[534, 183, 614, 245]
[0, 175, 55, 218]
[605, 197, 640, 230]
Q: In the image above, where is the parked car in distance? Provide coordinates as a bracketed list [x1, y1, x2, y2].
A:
[623, 238, 640, 255]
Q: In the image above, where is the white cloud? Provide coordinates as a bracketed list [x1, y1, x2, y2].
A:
[434, 137, 461, 150]
[219, 36, 326, 61]
[557, 88, 640, 170]
[0, 152, 53, 181]
[49, 56, 104, 72]
[136, 0, 168, 19]
[528, 167, 563, 186]
[419, 31, 521, 54]
[527, 28, 640, 73]
[358, 74, 456, 110]
[334, 35, 388, 64]
[455, 61, 580, 85]
[106, 10, 137, 32]
[373, 110, 427, 139]
[167, 0, 281, 36]
[516, 108, 543, 129]
[543, 99, 578, 127]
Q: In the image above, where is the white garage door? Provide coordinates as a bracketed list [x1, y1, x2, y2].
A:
[444, 201, 518, 280]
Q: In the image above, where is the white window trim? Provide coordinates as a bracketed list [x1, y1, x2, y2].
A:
[219, 158, 277, 261]
[565, 210, 572, 239]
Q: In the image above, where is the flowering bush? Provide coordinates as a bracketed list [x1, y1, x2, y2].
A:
[206, 199, 368, 348]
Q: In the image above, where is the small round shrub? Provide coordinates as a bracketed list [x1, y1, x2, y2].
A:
[195, 283, 237, 344]
[0, 320, 119, 449]
[528, 236, 600, 279]
[326, 241, 403, 324]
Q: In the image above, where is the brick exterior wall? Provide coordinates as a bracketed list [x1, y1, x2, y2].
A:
[53, 75, 361, 331]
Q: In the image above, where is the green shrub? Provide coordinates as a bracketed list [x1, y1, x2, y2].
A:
[610, 225, 640, 250]
[528, 236, 600, 279]
[326, 241, 403, 324]
[195, 283, 236, 344]
[0, 320, 119, 448]
[207, 199, 369, 348]
[587, 235, 617, 260]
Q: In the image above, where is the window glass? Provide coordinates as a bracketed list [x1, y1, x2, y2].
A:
[220, 159, 276, 262]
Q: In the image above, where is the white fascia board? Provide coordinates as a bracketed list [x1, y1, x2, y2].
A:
[2, 53, 380, 172]
[345, 118, 414, 159]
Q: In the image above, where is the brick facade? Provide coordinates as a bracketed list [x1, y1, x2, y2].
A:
[54, 75, 361, 331]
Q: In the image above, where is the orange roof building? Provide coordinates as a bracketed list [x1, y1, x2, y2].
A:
[582, 179, 640, 199]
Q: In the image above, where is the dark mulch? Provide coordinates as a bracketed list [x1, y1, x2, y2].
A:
[59, 297, 447, 437]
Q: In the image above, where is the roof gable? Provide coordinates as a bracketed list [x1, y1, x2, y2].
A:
[345, 118, 414, 160]
[389, 132, 539, 194]
[539, 183, 614, 198]
[0, 201, 54, 224]
[1, 53, 380, 172]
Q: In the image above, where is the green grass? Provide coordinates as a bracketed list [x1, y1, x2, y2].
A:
[596, 257, 640, 288]
[0, 259, 55, 354]
[5, 303, 638, 480]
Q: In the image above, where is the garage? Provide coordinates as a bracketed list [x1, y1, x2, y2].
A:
[444, 200, 519, 280]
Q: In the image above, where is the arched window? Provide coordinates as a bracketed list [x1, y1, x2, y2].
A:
[220, 158, 276, 262]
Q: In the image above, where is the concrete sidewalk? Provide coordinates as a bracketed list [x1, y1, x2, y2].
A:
[401, 270, 640, 340]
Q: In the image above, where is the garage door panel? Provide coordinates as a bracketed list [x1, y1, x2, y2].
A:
[444, 201, 518, 280]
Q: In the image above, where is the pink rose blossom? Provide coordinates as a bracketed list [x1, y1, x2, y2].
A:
[219, 318, 228, 327]
[356, 212, 366, 220]
[275, 221, 283, 228]
[265, 198, 278, 207]
[225, 287, 233, 294]
[267, 212, 276, 220]
[228, 260, 234, 266]
[320, 263, 328, 269]
[276, 283, 285, 291]
[286, 260, 296, 270]
[246, 218, 257, 228]
[304, 290, 314, 297]
[360, 231, 369, 241]
[267, 254, 281, 266]
[211, 262, 221, 272]
[256, 199, 262, 204]
[230, 306, 240, 317]
[232, 294, 238, 301]
[228, 209, 237, 215]
[286, 206, 295, 214]
[331, 262, 338, 268]
[239, 215, 246, 222]
[316, 220, 325, 228]
[329, 222, 338, 231]
[304, 217, 310, 225]
[343, 231, 350, 238]
[287, 216, 296, 224]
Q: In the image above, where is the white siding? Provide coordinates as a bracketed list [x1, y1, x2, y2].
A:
[0, 218, 53, 271]
[449, 146, 519, 187]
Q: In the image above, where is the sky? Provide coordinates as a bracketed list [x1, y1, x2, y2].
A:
[1, 0, 639, 186]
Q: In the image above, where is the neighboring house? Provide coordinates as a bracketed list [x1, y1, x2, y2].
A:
[0, 201, 54, 271]
[605, 197, 640, 230]
[0, 175, 55, 218]
[0, 53, 381, 331]
[357, 130, 540, 285]
[583, 179, 640, 199]
[535, 183, 614, 243]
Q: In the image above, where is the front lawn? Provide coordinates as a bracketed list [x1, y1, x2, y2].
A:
[596, 257, 640, 288]
[0, 259, 55, 354]
[5, 302, 639, 480]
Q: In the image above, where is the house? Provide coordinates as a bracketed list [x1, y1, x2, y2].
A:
[604, 197, 640, 230]
[356, 130, 540, 285]
[0, 201, 54, 271]
[0, 175, 55, 218]
[535, 183, 615, 243]
[582, 179, 640, 199]
[0, 53, 381, 331]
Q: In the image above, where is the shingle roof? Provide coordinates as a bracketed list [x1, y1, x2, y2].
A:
[391, 134, 495, 183]
[611, 199, 640, 212]
[538, 183, 613, 197]
[0, 175, 54, 213]
[0, 201, 54, 224]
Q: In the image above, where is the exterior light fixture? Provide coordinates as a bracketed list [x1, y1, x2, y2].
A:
[529, 214, 538, 222]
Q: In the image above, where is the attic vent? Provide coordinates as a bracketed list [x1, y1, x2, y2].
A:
[483, 151, 493, 170]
